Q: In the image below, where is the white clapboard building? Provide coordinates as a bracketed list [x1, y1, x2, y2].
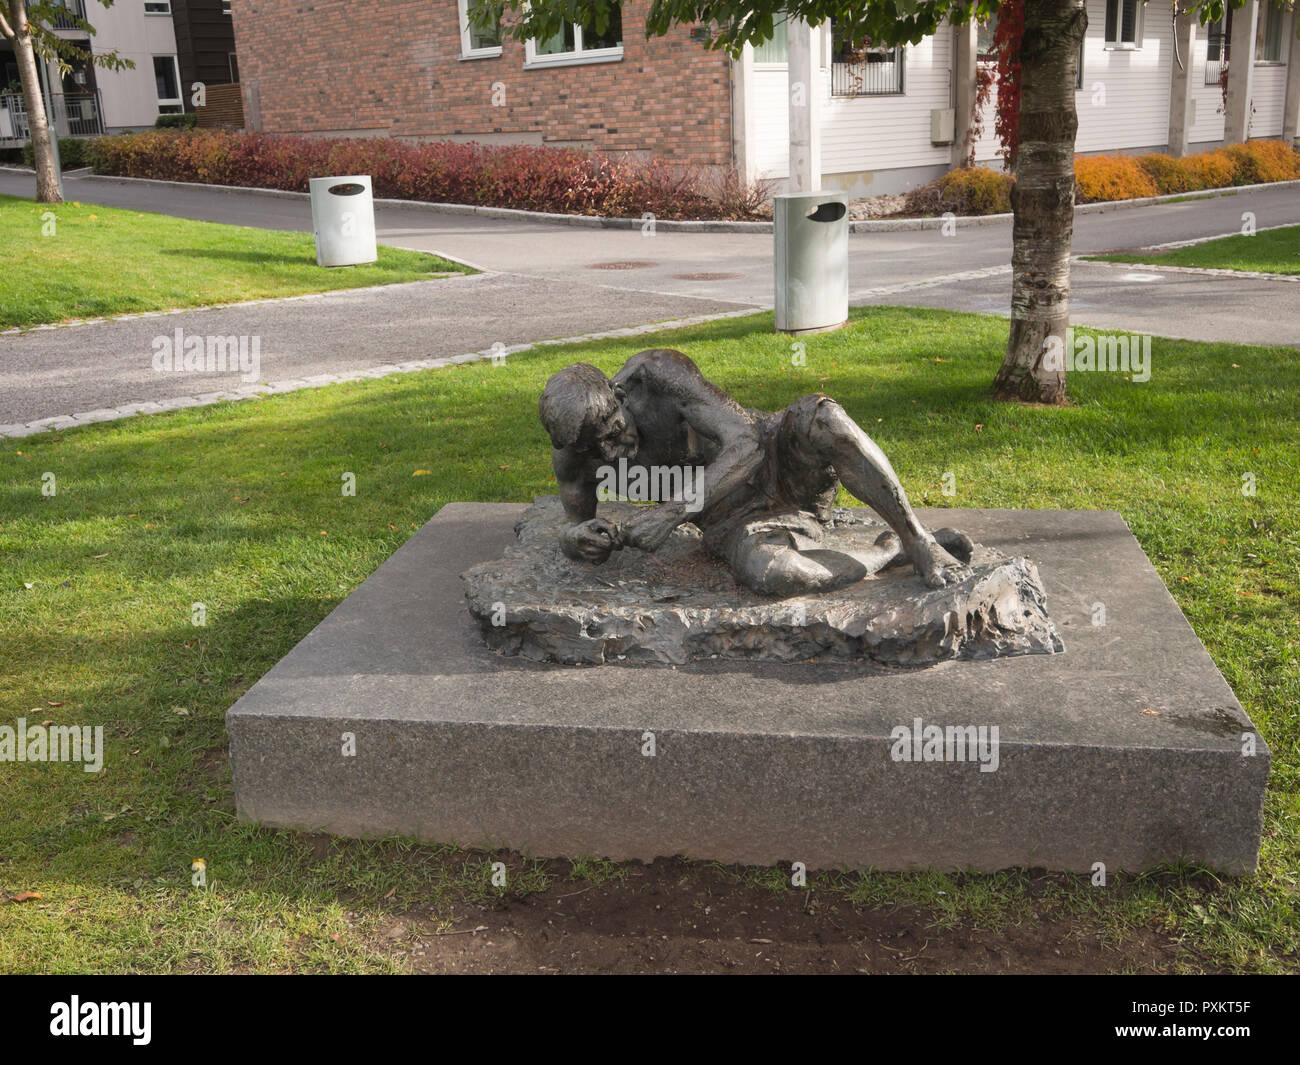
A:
[734, 0, 1300, 195]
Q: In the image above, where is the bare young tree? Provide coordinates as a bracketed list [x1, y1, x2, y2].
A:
[0, 1, 130, 203]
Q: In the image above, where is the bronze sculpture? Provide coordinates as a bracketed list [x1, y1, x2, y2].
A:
[539, 348, 974, 597]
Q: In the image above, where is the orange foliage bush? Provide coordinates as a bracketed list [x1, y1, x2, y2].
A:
[1216, 140, 1300, 184]
[1073, 155, 1158, 202]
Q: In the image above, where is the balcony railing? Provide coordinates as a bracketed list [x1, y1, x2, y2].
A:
[0, 91, 105, 143]
[51, 0, 88, 30]
[831, 48, 905, 97]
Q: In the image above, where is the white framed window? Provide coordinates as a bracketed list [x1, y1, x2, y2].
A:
[830, 27, 903, 96]
[524, 4, 623, 69]
[1205, 12, 1230, 84]
[459, 0, 502, 59]
[144, 1, 172, 14]
[153, 54, 182, 113]
[1103, 0, 1143, 49]
[976, 14, 997, 62]
[752, 12, 788, 65]
[1255, 2, 1285, 63]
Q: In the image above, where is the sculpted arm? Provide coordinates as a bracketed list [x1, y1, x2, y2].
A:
[616, 359, 764, 552]
[553, 447, 620, 563]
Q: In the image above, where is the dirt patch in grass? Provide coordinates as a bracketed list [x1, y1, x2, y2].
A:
[369, 858, 1209, 975]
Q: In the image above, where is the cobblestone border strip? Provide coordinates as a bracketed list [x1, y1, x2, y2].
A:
[0, 306, 766, 440]
[8, 168, 1291, 234]
[1073, 257, 1300, 283]
[1136, 221, 1296, 251]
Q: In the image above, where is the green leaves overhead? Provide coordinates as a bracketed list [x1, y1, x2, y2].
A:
[477, 1, 1271, 58]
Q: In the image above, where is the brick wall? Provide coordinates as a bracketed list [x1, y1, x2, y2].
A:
[229, 0, 734, 166]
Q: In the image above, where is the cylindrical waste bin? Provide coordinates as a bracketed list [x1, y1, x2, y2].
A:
[773, 191, 849, 334]
[309, 175, 377, 267]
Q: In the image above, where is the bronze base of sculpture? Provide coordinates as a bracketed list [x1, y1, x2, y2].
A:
[462, 497, 1064, 667]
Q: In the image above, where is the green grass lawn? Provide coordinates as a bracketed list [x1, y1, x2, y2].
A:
[1089, 223, 1300, 274]
[0, 195, 473, 329]
[1, 306, 1297, 973]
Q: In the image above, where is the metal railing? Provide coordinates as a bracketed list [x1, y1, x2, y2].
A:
[1205, 19, 1229, 85]
[0, 91, 105, 143]
[831, 48, 904, 97]
[51, 0, 88, 30]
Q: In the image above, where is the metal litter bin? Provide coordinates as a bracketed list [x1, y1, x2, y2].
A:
[309, 175, 377, 267]
[774, 191, 849, 334]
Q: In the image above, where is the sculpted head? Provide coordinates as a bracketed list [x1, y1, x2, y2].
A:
[539, 363, 637, 461]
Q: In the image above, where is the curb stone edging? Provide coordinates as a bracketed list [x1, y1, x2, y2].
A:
[30, 169, 1300, 233]
[1075, 257, 1300, 283]
[0, 270, 487, 337]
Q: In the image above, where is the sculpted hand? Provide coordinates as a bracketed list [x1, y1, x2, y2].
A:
[619, 505, 686, 552]
[561, 518, 621, 564]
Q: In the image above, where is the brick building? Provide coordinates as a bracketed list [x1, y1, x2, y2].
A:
[227, 0, 1300, 197]
[230, 0, 735, 166]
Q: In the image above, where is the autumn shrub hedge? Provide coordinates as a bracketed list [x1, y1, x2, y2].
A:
[1215, 139, 1300, 184]
[84, 130, 1300, 220]
[22, 136, 93, 168]
[86, 129, 769, 221]
[900, 164, 1015, 216]
[1077, 140, 1300, 201]
[899, 141, 1300, 218]
[1073, 154, 1160, 201]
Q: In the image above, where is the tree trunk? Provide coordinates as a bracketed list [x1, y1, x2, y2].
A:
[9, 2, 62, 203]
[991, 0, 1086, 404]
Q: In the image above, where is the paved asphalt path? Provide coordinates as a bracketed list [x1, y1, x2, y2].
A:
[2, 170, 1297, 424]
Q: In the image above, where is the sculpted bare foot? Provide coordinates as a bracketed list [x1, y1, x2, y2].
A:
[933, 527, 974, 564]
[912, 535, 973, 588]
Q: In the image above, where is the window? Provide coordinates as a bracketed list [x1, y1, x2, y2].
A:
[524, 4, 622, 67]
[976, 15, 997, 62]
[1206, 14, 1229, 62]
[229, 52, 239, 81]
[153, 55, 182, 113]
[1255, 2, 1284, 62]
[1104, 0, 1143, 48]
[1205, 11, 1230, 84]
[753, 13, 788, 63]
[830, 27, 903, 96]
[144, 1, 171, 13]
[458, 0, 501, 59]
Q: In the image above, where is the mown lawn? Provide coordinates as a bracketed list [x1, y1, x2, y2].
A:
[1089, 223, 1300, 275]
[0, 306, 1296, 973]
[0, 195, 473, 329]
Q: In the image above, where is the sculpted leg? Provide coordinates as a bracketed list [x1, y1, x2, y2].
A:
[807, 400, 972, 589]
[733, 531, 907, 597]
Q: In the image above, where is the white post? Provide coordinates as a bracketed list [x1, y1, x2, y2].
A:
[1223, 0, 1260, 144]
[787, 18, 821, 192]
[732, 44, 758, 183]
[952, 20, 979, 166]
[1168, 10, 1197, 156]
[1283, 9, 1300, 147]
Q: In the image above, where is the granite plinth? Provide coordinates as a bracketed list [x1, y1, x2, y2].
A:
[226, 504, 1269, 873]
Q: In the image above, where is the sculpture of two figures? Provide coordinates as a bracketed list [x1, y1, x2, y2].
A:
[540, 348, 974, 597]
[462, 347, 1062, 666]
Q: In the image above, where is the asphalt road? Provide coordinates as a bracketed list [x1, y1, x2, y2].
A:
[2, 170, 1297, 426]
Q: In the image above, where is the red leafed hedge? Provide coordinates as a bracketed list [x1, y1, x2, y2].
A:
[87, 130, 770, 221]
